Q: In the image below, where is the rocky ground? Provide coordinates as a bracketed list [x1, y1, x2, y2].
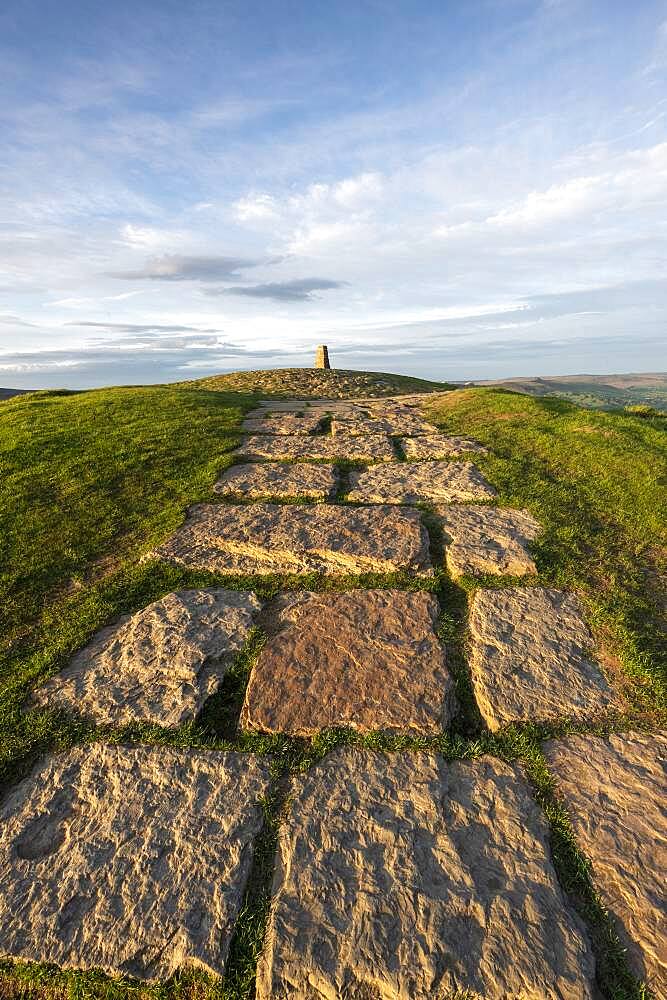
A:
[0, 392, 664, 998]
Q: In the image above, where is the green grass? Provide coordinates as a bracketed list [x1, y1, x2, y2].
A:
[0, 385, 257, 660]
[0, 381, 664, 999]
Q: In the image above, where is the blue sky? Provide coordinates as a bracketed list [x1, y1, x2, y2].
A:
[1, 0, 666, 388]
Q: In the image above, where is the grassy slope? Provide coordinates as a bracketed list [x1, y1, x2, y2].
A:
[0, 382, 665, 999]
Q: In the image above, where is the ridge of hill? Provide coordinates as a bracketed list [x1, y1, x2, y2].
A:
[475, 372, 667, 412]
[182, 367, 454, 398]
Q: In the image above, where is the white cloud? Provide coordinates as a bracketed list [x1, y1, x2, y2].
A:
[233, 193, 278, 222]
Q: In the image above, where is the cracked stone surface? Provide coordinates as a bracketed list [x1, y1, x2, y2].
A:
[433, 504, 540, 577]
[257, 749, 596, 1000]
[235, 433, 396, 462]
[150, 502, 432, 575]
[347, 460, 497, 503]
[331, 413, 435, 437]
[544, 732, 667, 995]
[0, 745, 271, 982]
[401, 433, 488, 459]
[469, 587, 615, 730]
[215, 462, 337, 500]
[31, 589, 261, 727]
[241, 413, 323, 435]
[241, 590, 455, 735]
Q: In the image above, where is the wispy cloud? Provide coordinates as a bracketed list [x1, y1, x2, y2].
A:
[108, 254, 265, 281]
[210, 278, 347, 302]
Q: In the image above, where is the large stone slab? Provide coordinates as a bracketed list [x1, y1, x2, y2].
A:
[257, 749, 596, 999]
[241, 590, 455, 735]
[31, 589, 261, 727]
[434, 504, 540, 577]
[0, 745, 271, 981]
[544, 732, 667, 994]
[469, 587, 615, 730]
[235, 433, 396, 462]
[331, 413, 435, 437]
[241, 412, 324, 435]
[401, 433, 488, 459]
[150, 503, 432, 575]
[347, 460, 497, 503]
[215, 462, 337, 500]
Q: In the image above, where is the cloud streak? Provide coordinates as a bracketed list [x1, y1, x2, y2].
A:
[108, 254, 265, 281]
[210, 277, 347, 302]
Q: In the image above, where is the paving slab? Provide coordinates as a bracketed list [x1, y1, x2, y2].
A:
[215, 462, 337, 500]
[331, 413, 435, 437]
[241, 413, 324, 435]
[433, 504, 540, 577]
[401, 433, 488, 459]
[347, 460, 497, 503]
[31, 589, 261, 727]
[235, 432, 396, 462]
[241, 590, 455, 735]
[469, 587, 615, 730]
[257, 748, 596, 1000]
[544, 732, 667, 994]
[0, 745, 271, 982]
[150, 502, 432, 575]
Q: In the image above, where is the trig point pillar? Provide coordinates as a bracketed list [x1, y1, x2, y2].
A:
[315, 345, 330, 369]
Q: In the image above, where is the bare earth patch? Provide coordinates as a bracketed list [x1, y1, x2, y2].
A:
[433, 505, 540, 577]
[0, 745, 271, 981]
[215, 462, 337, 500]
[544, 731, 667, 995]
[257, 748, 595, 999]
[31, 589, 261, 727]
[149, 502, 433, 575]
[235, 433, 396, 462]
[469, 587, 616, 730]
[347, 460, 497, 503]
[241, 590, 456, 735]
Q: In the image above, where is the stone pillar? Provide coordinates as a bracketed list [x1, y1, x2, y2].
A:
[315, 345, 330, 369]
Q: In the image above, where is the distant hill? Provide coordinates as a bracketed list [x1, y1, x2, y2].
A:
[0, 387, 33, 401]
[474, 372, 667, 412]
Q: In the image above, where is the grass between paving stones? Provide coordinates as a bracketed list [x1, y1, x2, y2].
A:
[1, 383, 664, 998]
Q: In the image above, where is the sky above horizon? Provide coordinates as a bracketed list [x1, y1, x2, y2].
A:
[1, 0, 666, 389]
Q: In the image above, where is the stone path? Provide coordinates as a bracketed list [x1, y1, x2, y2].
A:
[215, 461, 337, 499]
[468, 587, 615, 730]
[544, 732, 667, 995]
[0, 745, 271, 981]
[241, 590, 456, 735]
[150, 502, 432, 575]
[257, 749, 596, 999]
[4, 389, 659, 996]
[347, 460, 497, 503]
[31, 589, 261, 727]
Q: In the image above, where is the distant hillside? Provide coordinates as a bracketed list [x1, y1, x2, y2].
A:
[476, 372, 667, 412]
[0, 387, 33, 401]
[184, 367, 454, 399]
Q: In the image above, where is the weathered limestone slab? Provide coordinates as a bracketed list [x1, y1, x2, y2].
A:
[331, 413, 435, 437]
[241, 412, 323, 435]
[544, 732, 667, 994]
[235, 433, 395, 462]
[241, 590, 455, 735]
[433, 504, 540, 577]
[150, 503, 432, 575]
[402, 433, 488, 459]
[31, 589, 261, 727]
[215, 462, 337, 500]
[347, 460, 497, 503]
[257, 749, 596, 999]
[469, 587, 615, 730]
[0, 745, 271, 981]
